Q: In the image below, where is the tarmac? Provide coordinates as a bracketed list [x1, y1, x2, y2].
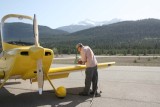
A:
[0, 64, 160, 107]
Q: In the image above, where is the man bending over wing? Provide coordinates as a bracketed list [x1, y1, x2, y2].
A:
[76, 43, 101, 97]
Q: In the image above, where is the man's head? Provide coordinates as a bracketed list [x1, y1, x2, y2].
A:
[76, 43, 83, 52]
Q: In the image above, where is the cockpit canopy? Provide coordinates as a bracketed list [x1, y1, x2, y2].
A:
[1, 14, 35, 50]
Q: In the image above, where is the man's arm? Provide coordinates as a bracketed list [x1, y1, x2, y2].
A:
[79, 49, 87, 65]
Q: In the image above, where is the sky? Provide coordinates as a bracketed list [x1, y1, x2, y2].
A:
[0, 0, 160, 29]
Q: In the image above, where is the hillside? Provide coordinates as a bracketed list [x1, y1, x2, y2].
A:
[67, 19, 160, 47]
[57, 24, 93, 33]
[0, 19, 160, 55]
[43, 19, 160, 55]
[57, 18, 121, 33]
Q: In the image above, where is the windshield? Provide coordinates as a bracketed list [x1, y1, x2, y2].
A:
[2, 16, 34, 46]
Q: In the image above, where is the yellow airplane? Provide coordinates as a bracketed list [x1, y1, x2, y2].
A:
[0, 14, 115, 98]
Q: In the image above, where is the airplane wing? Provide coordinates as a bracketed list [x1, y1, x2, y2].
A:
[47, 62, 115, 79]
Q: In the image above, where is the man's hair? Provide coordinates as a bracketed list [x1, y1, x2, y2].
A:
[76, 43, 83, 49]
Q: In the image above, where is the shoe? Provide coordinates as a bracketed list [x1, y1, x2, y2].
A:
[90, 91, 94, 95]
[95, 93, 101, 97]
[79, 92, 89, 96]
[90, 92, 101, 97]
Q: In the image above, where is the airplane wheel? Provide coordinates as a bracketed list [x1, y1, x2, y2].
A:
[56, 86, 66, 98]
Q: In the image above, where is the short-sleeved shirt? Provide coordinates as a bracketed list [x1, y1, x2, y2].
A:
[80, 46, 97, 67]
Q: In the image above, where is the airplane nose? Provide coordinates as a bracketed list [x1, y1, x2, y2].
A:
[29, 46, 44, 60]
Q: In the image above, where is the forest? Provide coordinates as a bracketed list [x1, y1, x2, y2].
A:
[0, 18, 160, 55]
[40, 19, 160, 55]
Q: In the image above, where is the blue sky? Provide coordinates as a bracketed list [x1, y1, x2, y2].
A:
[0, 0, 160, 28]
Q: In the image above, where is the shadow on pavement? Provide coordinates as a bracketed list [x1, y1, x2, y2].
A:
[0, 87, 91, 107]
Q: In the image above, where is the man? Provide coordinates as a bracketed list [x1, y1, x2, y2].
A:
[76, 43, 100, 97]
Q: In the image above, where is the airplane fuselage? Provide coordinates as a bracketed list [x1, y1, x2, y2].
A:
[0, 42, 54, 80]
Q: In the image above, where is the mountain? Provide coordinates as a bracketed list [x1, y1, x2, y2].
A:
[47, 18, 160, 54]
[56, 24, 93, 34]
[67, 18, 160, 43]
[57, 18, 121, 33]
[1, 19, 160, 55]
[78, 18, 122, 26]
[38, 25, 69, 38]
[0, 22, 69, 38]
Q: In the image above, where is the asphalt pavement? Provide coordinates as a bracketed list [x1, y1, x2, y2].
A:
[0, 65, 160, 107]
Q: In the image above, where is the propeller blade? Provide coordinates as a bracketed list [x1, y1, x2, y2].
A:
[33, 14, 39, 47]
[37, 59, 44, 95]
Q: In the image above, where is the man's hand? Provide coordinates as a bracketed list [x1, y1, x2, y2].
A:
[77, 60, 83, 64]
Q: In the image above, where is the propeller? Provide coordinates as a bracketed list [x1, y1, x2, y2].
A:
[32, 14, 66, 97]
[33, 14, 44, 95]
[37, 59, 43, 94]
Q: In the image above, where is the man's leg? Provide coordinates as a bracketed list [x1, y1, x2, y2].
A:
[92, 66, 98, 94]
[91, 66, 101, 97]
[83, 68, 93, 95]
[84, 68, 93, 94]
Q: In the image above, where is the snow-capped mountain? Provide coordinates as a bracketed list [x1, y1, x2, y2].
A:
[57, 18, 122, 33]
[77, 18, 121, 26]
[77, 19, 98, 26]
